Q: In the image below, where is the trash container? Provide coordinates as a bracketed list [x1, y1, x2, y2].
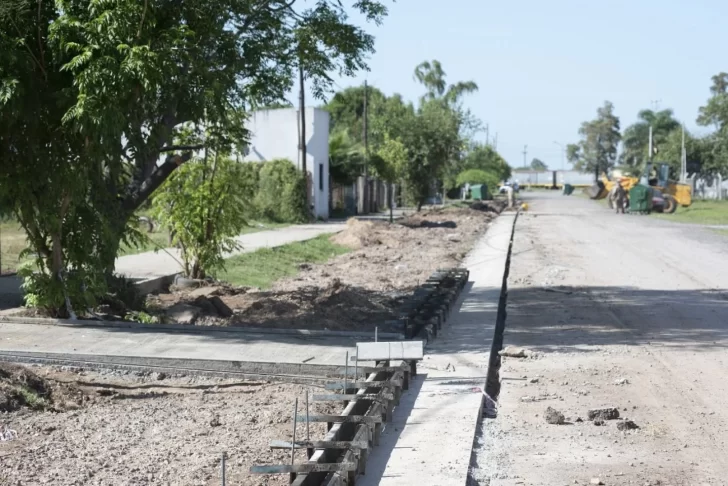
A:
[628, 185, 652, 214]
[563, 184, 574, 196]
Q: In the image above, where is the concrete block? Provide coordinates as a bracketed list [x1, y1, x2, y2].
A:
[355, 341, 423, 362]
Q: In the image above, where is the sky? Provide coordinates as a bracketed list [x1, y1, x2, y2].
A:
[288, 0, 728, 170]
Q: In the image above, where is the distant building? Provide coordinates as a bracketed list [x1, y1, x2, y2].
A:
[243, 107, 330, 220]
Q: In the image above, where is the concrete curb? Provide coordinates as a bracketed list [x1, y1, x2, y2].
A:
[0, 350, 372, 384]
[0, 315, 405, 340]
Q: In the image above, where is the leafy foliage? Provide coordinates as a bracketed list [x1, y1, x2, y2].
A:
[328, 130, 364, 184]
[621, 109, 680, 167]
[567, 101, 621, 174]
[0, 0, 389, 313]
[455, 169, 499, 191]
[255, 159, 308, 224]
[152, 155, 251, 279]
[530, 158, 548, 171]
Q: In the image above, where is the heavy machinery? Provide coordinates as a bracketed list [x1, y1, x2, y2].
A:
[590, 162, 692, 214]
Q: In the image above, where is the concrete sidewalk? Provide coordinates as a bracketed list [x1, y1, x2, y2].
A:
[358, 214, 514, 486]
[0, 223, 345, 306]
[116, 223, 346, 280]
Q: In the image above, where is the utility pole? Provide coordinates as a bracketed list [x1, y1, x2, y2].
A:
[493, 133, 498, 151]
[594, 135, 601, 182]
[298, 61, 308, 215]
[362, 80, 369, 213]
[648, 125, 653, 162]
[523, 145, 528, 168]
[680, 124, 687, 183]
[485, 124, 489, 147]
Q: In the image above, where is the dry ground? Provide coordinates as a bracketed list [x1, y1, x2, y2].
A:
[0, 363, 337, 486]
[470, 192, 728, 486]
[147, 203, 505, 333]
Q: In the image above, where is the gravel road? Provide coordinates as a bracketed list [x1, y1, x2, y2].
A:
[472, 191, 728, 485]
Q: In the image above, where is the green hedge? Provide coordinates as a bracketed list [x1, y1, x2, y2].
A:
[252, 159, 308, 223]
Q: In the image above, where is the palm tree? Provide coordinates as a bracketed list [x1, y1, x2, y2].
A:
[621, 109, 680, 167]
[413, 60, 478, 105]
[328, 130, 364, 185]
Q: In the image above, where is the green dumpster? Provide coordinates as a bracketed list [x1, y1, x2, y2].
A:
[563, 184, 574, 196]
[470, 184, 489, 200]
[628, 185, 652, 213]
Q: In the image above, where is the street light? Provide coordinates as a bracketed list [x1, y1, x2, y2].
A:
[553, 141, 566, 170]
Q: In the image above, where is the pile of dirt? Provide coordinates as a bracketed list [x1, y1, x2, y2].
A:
[149, 205, 504, 332]
[0, 363, 84, 412]
[330, 218, 402, 249]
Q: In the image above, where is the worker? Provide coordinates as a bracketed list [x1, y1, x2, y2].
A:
[608, 181, 627, 214]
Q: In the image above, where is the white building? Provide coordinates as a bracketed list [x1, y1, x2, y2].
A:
[243, 107, 330, 220]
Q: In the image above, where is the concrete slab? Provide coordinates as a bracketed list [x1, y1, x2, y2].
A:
[0, 320, 359, 367]
[357, 214, 515, 486]
[356, 341, 424, 361]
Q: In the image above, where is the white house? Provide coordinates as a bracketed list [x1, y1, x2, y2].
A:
[243, 107, 330, 220]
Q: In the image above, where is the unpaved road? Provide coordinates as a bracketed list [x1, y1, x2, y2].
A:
[474, 192, 728, 486]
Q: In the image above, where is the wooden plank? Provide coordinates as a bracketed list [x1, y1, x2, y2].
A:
[269, 439, 368, 450]
[312, 393, 394, 402]
[294, 414, 382, 424]
[356, 341, 424, 362]
[250, 462, 357, 474]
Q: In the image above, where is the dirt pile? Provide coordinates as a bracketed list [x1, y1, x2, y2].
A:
[152, 205, 503, 332]
[0, 363, 84, 412]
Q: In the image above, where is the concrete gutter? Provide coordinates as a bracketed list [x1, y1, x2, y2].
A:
[0, 315, 405, 340]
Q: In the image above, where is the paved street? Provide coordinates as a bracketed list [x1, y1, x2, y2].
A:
[475, 192, 728, 485]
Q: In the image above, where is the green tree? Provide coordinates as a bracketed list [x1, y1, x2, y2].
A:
[530, 158, 548, 171]
[455, 169, 499, 192]
[328, 130, 364, 185]
[697, 72, 728, 130]
[0, 0, 389, 314]
[621, 109, 680, 167]
[414, 60, 479, 105]
[567, 101, 621, 174]
[152, 154, 250, 280]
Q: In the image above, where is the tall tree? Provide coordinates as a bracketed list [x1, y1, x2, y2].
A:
[413, 60, 479, 105]
[0, 0, 390, 314]
[697, 72, 728, 130]
[621, 109, 680, 167]
[567, 101, 621, 174]
[530, 158, 548, 170]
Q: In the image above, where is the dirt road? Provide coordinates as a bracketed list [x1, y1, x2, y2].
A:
[474, 192, 728, 486]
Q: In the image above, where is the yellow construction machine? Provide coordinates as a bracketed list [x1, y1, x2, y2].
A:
[590, 162, 692, 213]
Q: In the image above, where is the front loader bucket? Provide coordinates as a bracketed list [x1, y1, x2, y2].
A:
[587, 181, 606, 199]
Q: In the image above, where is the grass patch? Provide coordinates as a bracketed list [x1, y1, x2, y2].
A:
[17, 385, 48, 409]
[652, 200, 728, 225]
[0, 219, 27, 273]
[219, 234, 350, 288]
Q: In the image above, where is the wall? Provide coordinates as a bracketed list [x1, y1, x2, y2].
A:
[512, 170, 595, 186]
[244, 107, 330, 219]
[690, 174, 727, 200]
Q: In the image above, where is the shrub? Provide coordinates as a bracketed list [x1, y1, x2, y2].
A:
[455, 169, 500, 192]
[152, 155, 251, 279]
[255, 159, 308, 223]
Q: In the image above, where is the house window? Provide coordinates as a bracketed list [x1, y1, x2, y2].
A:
[319, 163, 324, 191]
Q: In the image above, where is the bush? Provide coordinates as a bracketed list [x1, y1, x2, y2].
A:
[456, 169, 500, 192]
[152, 155, 251, 279]
[255, 159, 308, 223]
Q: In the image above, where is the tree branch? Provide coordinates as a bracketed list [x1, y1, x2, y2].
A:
[159, 144, 204, 152]
[122, 152, 193, 213]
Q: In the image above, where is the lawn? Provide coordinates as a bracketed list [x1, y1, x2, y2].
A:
[0, 220, 27, 274]
[0, 218, 291, 273]
[652, 200, 728, 225]
[219, 234, 350, 289]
